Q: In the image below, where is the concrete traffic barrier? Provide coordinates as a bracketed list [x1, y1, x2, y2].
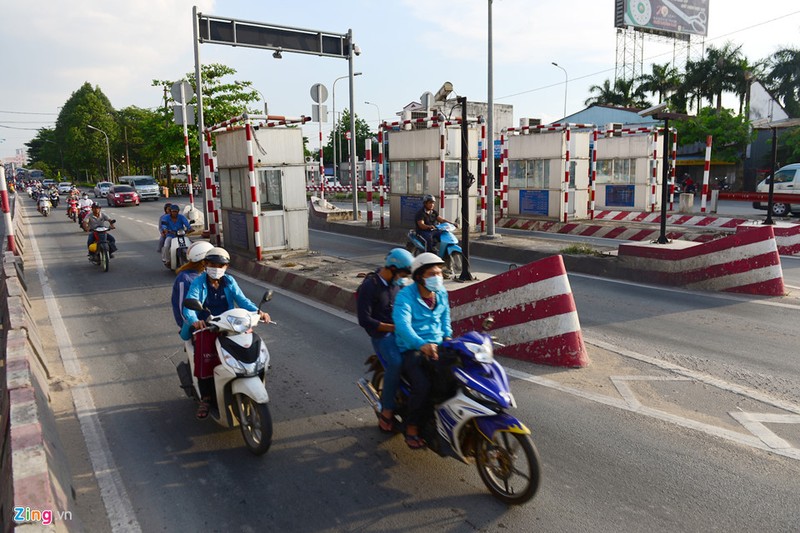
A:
[448, 255, 589, 367]
[737, 220, 800, 256]
[618, 224, 784, 295]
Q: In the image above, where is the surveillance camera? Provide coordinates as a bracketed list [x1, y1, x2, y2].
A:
[353, 44, 361, 56]
[638, 102, 668, 117]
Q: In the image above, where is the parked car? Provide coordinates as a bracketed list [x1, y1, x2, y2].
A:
[753, 163, 800, 216]
[42, 178, 55, 188]
[106, 184, 140, 207]
[57, 182, 73, 194]
[94, 181, 113, 198]
[118, 175, 160, 201]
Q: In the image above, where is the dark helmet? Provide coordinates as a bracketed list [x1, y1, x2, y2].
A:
[169, 204, 180, 212]
[423, 194, 435, 203]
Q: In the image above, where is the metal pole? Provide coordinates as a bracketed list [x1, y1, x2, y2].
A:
[657, 118, 670, 243]
[551, 62, 568, 119]
[87, 125, 112, 183]
[332, 72, 361, 185]
[485, 0, 496, 237]
[348, 29, 359, 220]
[458, 97, 473, 281]
[764, 127, 777, 225]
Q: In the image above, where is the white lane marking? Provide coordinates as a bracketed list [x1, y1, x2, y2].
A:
[728, 412, 800, 450]
[25, 205, 142, 532]
[234, 268, 800, 460]
[610, 375, 693, 410]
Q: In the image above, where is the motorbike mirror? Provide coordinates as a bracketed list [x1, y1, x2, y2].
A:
[183, 298, 205, 312]
[189, 219, 195, 224]
[261, 290, 274, 304]
[482, 316, 495, 331]
[110, 219, 116, 224]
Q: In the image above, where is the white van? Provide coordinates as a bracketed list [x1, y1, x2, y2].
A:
[119, 175, 160, 201]
[754, 163, 800, 216]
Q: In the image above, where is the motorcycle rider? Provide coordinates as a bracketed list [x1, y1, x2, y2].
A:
[157, 203, 173, 252]
[83, 203, 118, 257]
[356, 248, 414, 433]
[77, 192, 93, 210]
[37, 193, 51, 214]
[392, 252, 452, 449]
[171, 241, 214, 329]
[181, 247, 271, 419]
[414, 194, 454, 252]
[160, 204, 192, 266]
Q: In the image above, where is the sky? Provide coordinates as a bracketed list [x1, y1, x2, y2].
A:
[2, 0, 800, 162]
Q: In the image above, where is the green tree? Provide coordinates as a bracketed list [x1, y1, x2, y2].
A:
[675, 107, 754, 162]
[765, 48, 800, 117]
[776, 126, 800, 164]
[322, 109, 372, 167]
[584, 78, 648, 108]
[637, 63, 681, 104]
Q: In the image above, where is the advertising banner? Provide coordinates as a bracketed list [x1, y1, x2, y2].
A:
[615, 0, 709, 37]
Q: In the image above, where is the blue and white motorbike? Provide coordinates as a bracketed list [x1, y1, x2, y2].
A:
[406, 222, 464, 278]
[358, 320, 542, 505]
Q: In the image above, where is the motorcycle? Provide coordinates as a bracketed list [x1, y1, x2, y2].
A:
[78, 205, 92, 230]
[178, 292, 275, 456]
[357, 319, 542, 505]
[49, 191, 60, 208]
[67, 199, 79, 222]
[88, 221, 115, 272]
[165, 225, 194, 271]
[38, 197, 52, 217]
[406, 222, 465, 279]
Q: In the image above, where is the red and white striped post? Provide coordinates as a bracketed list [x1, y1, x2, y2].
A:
[589, 127, 598, 220]
[669, 129, 678, 211]
[206, 133, 223, 245]
[179, 83, 195, 209]
[245, 121, 262, 261]
[0, 167, 16, 255]
[479, 119, 487, 232]
[439, 119, 446, 219]
[563, 126, 571, 223]
[201, 136, 217, 243]
[377, 128, 385, 229]
[500, 133, 508, 219]
[365, 138, 373, 224]
[700, 135, 713, 213]
[650, 129, 659, 212]
[319, 122, 325, 202]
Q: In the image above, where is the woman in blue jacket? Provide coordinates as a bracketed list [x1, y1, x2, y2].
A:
[392, 252, 452, 449]
[182, 246, 271, 418]
[170, 241, 214, 328]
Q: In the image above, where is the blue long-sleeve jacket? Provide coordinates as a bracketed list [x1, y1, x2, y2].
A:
[180, 273, 259, 340]
[392, 283, 452, 353]
[171, 270, 201, 328]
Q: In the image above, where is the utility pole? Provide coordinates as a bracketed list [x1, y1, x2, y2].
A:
[163, 85, 172, 189]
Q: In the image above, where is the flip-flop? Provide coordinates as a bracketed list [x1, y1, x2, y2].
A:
[404, 434, 426, 450]
[378, 413, 395, 434]
[196, 401, 210, 420]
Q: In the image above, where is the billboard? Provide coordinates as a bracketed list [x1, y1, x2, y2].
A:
[615, 0, 709, 37]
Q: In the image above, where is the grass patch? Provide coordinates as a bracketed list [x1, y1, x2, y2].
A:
[560, 243, 603, 256]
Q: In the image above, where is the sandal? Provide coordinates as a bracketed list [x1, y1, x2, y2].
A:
[378, 413, 395, 434]
[196, 400, 210, 420]
[404, 434, 427, 450]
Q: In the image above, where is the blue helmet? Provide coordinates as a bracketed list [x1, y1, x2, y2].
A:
[385, 248, 414, 272]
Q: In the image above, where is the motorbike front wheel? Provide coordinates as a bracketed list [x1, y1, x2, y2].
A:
[100, 249, 109, 272]
[476, 431, 541, 505]
[235, 393, 273, 456]
[448, 251, 463, 278]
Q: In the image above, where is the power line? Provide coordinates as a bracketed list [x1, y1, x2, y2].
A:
[0, 124, 50, 131]
[0, 110, 58, 115]
[497, 9, 800, 101]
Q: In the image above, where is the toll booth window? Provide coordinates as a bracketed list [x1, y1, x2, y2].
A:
[390, 161, 407, 194]
[407, 161, 425, 195]
[569, 161, 577, 188]
[444, 162, 460, 194]
[509, 159, 548, 189]
[597, 159, 634, 184]
[220, 168, 247, 210]
[258, 169, 283, 210]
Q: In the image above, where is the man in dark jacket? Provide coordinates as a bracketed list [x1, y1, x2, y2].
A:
[415, 194, 454, 252]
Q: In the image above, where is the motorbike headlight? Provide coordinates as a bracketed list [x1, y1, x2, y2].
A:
[464, 339, 494, 364]
[226, 315, 251, 334]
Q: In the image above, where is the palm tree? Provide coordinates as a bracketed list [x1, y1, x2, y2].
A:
[765, 48, 800, 117]
[585, 78, 649, 108]
[585, 79, 619, 107]
[705, 43, 745, 110]
[637, 62, 681, 104]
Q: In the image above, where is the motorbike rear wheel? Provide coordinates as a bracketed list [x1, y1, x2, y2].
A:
[100, 249, 109, 272]
[476, 431, 541, 505]
[448, 252, 463, 278]
[235, 393, 273, 456]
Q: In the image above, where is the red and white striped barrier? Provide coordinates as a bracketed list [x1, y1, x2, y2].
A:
[618, 224, 784, 295]
[737, 221, 800, 256]
[377, 129, 386, 229]
[439, 120, 446, 219]
[588, 128, 598, 220]
[479, 118, 487, 232]
[365, 139, 373, 224]
[669, 130, 678, 210]
[563, 126, 571, 223]
[245, 122, 262, 260]
[448, 255, 589, 367]
[700, 135, 713, 213]
[593, 210, 747, 229]
[0, 167, 16, 254]
[650, 129, 659, 212]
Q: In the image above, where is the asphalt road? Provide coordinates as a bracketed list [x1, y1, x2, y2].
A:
[17, 196, 800, 532]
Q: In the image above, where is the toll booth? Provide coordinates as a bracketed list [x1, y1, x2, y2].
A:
[212, 115, 310, 259]
[385, 118, 481, 231]
[502, 124, 593, 221]
[593, 126, 667, 213]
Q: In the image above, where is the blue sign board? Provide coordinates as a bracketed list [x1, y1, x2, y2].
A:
[519, 190, 549, 216]
[227, 210, 250, 250]
[400, 196, 424, 226]
[605, 185, 635, 207]
[494, 139, 502, 159]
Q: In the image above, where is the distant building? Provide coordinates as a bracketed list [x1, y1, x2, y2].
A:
[555, 104, 659, 128]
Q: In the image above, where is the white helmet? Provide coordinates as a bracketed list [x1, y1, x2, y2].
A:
[411, 252, 445, 279]
[187, 241, 214, 263]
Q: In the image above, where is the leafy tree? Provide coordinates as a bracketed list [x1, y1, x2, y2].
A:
[322, 109, 372, 167]
[637, 63, 681, 104]
[584, 78, 648, 108]
[674, 107, 754, 162]
[776, 127, 800, 164]
[765, 48, 800, 117]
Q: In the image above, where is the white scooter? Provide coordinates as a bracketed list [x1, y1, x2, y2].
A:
[165, 226, 193, 271]
[38, 197, 52, 217]
[177, 291, 274, 455]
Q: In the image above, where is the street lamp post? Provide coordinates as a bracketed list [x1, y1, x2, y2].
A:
[42, 139, 64, 172]
[551, 62, 568, 119]
[364, 101, 381, 128]
[86, 124, 112, 182]
[332, 72, 361, 183]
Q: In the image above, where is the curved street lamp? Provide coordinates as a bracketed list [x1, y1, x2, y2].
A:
[86, 124, 112, 182]
[551, 62, 568, 119]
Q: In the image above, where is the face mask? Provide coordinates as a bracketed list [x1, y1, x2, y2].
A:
[394, 277, 411, 287]
[206, 266, 227, 280]
[424, 275, 444, 292]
